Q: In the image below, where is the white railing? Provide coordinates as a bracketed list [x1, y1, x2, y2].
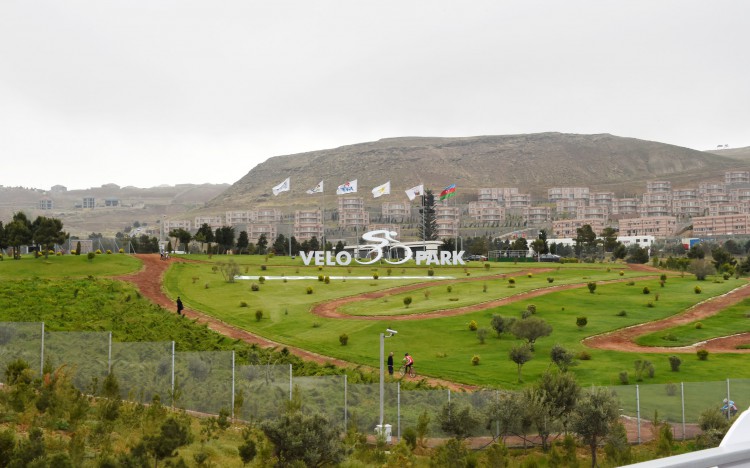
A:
[625, 409, 750, 468]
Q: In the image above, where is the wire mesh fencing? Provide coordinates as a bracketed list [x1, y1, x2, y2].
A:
[0, 321, 743, 443]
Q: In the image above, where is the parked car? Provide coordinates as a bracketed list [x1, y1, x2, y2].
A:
[465, 254, 487, 261]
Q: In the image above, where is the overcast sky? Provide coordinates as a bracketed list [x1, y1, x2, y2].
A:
[1, 1, 747, 191]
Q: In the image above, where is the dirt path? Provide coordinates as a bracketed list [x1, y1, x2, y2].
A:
[584, 279, 750, 353]
[114, 254, 475, 391]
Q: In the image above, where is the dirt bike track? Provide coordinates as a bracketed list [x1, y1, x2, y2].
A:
[115, 255, 750, 389]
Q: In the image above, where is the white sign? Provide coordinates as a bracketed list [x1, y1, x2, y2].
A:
[300, 230, 465, 266]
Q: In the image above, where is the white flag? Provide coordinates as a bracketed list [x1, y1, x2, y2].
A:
[372, 181, 391, 198]
[336, 179, 358, 195]
[405, 184, 424, 201]
[306, 180, 324, 194]
[272, 177, 290, 196]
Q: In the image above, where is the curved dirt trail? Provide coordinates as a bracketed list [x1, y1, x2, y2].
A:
[584, 279, 750, 353]
[113, 254, 475, 390]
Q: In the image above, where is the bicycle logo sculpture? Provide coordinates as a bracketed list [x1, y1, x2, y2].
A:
[355, 230, 412, 265]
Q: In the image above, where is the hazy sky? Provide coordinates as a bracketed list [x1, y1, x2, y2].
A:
[1, 1, 748, 191]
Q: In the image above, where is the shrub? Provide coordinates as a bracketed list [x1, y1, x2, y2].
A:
[447, 285, 452, 293]
[655, 293, 660, 301]
[240, 301, 248, 308]
[527, 273, 532, 278]
[258, 276, 266, 284]
[87, 252, 95, 261]
[660, 273, 667, 281]
[660, 280, 665, 287]
[616, 310, 627, 317]
[251, 283, 260, 291]
[118, 248, 124, 253]
[373, 273, 379, 280]
[318, 266, 323, 271]
[547, 277, 554, 283]
[205, 283, 210, 289]
[95, 249, 102, 254]
[468, 320, 478, 331]
[668, 355, 681, 372]
[646, 301, 654, 308]
[697, 349, 709, 360]
[403, 296, 412, 308]
[508, 277, 516, 285]
[106, 249, 112, 254]
[260, 264, 267, 271]
[521, 309, 532, 319]
[619, 371, 629, 385]
[526, 304, 537, 314]
[694, 285, 702, 294]
[255, 310, 263, 321]
[482, 283, 487, 293]
[484, 263, 490, 270]
[695, 322, 703, 329]
[311, 322, 321, 328]
[619, 270, 624, 276]
[587, 282, 596, 293]
[471, 355, 480, 366]
[387, 268, 392, 276]
[576, 316, 587, 329]
[318, 275, 324, 282]
[576, 351, 591, 360]
[627, 281, 635, 286]
[427, 269, 434, 277]
[306, 286, 313, 295]
[476, 328, 488, 344]
[643, 286, 650, 294]
[402, 427, 417, 450]
[339, 333, 349, 346]
[423, 290, 431, 299]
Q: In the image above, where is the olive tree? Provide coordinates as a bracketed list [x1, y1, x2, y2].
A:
[571, 387, 620, 468]
[511, 317, 552, 351]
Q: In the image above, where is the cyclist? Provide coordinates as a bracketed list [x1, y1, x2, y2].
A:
[403, 353, 414, 376]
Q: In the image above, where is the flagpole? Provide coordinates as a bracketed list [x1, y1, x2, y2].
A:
[322, 179, 326, 252]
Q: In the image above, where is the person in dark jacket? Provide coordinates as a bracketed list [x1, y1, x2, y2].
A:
[176, 297, 184, 316]
[387, 352, 394, 376]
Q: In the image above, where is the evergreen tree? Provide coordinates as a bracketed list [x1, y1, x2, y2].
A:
[237, 231, 250, 254]
[31, 216, 68, 258]
[272, 234, 287, 255]
[417, 190, 438, 241]
[5, 212, 33, 259]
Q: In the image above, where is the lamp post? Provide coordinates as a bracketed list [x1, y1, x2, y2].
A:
[379, 328, 397, 435]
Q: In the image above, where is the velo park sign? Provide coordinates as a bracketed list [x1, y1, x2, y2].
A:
[299, 230, 466, 267]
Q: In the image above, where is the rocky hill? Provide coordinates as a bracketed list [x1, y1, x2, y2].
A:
[207, 133, 746, 210]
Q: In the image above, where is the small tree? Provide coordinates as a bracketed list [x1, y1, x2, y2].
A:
[587, 282, 597, 294]
[576, 316, 588, 329]
[476, 328, 488, 344]
[403, 296, 412, 308]
[339, 333, 348, 346]
[550, 343, 577, 372]
[511, 316, 553, 351]
[437, 401, 479, 440]
[491, 315, 515, 337]
[668, 355, 682, 372]
[572, 387, 620, 468]
[509, 344, 533, 382]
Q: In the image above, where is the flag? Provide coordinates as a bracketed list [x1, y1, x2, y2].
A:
[336, 179, 358, 195]
[272, 177, 290, 196]
[440, 184, 456, 201]
[306, 180, 324, 194]
[405, 184, 424, 201]
[371, 181, 390, 198]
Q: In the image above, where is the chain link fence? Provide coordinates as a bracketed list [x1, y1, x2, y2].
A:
[0, 322, 740, 442]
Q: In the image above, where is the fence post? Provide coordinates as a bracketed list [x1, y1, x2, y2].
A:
[107, 331, 112, 375]
[727, 378, 731, 409]
[344, 374, 348, 434]
[231, 351, 235, 420]
[171, 341, 175, 408]
[636, 384, 641, 444]
[681, 382, 686, 441]
[496, 390, 500, 439]
[397, 381, 401, 441]
[289, 364, 292, 401]
[448, 389, 451, 423]
[40, 322, 45, 377]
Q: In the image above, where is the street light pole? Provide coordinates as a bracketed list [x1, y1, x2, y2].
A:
[379, 332, 384, 428]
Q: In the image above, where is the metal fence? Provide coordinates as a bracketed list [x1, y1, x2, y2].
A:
[0, 322, 741, 442]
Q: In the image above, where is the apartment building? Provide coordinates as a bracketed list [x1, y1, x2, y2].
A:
[194, 216, 224, 229]
[225, 211, 255, 225]
[726, 171, 750, 185]
[163, 220, 192, 232]
[555, 199, 586, 217]
[612, 198, 640, 216]
[618, 216, 676, 238]
[256, 208, 282, 223]
[38, 198, 53, 210]
[293, 209, 324, 241]
[506, 193, 532, 210]
[247, 224, 277, 243]
[338, 197, 369, 228]
[382, 201, 411, 220]
[524, 206, 551, 225]
[478, 187, 519, 203]
[551, 219, 605, 238]
[646, 181, 671, 193]
[468, 201, 505, 222]
[436, 205, 460, 238]
[693, 214, 750, 237]
[548, 187, 590, 202]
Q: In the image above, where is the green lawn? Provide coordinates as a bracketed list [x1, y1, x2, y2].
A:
[163, 256, 750, 388]
[0, 253, 141, 279]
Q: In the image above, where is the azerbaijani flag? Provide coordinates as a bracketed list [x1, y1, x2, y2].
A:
[440, 184, 456, 201]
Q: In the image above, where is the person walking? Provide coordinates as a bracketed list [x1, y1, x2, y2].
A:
[176, 297, 184, 316]
[387, 352, 394, 376]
